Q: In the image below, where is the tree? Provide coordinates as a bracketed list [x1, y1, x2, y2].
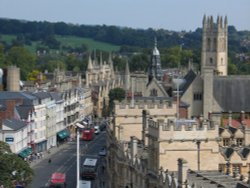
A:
[0, 141, 34, 187]
[5, 46, 36, 80]
[108, 87, 126, 115]
[27, 70, 46, 82]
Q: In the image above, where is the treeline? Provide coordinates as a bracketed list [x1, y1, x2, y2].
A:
[0, 18, 250, 78]
[0, 18, 249, 51]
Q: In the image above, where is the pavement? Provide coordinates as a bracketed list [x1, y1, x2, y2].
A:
[29, 142, 71, 168]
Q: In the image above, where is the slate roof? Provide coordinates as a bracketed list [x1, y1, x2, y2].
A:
[187, 170, 248, 188]
[30, 91, 52, 100]
[16, 106, 32, 119]
[221, 147, 234, 160]
[50, 92, 63, 103]
[213, 76, 250, 112]
[228, 126, 237, 134]
[181, 69, 197, 95]
[0, 91, 37, 105]
[219, 127, 224, 135]
[239, 147, 250, 159]
[3, 119, 26, 131]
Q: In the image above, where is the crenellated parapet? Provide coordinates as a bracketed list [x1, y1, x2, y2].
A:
[148, 118, 219, 141]
[115, 98, 173, 110]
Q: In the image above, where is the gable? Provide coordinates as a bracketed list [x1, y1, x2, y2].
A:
[220, 129, 231, 138]
[145, 78, 169, 97]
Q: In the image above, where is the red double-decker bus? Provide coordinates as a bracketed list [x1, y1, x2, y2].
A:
[81, 128, 94, 141]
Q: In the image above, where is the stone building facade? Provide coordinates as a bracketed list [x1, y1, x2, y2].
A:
[85, 52, 122, 117]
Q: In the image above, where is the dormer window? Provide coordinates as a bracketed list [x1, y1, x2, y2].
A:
[236, 138, 243, 147]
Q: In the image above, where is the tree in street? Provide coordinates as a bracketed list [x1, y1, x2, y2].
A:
[108, 87, 126, 115]
[0, 141, 34, 187]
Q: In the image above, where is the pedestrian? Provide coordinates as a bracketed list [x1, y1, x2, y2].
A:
[48, 158, 51, 163]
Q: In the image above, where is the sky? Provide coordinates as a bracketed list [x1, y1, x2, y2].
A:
[0, 0, 249, 31]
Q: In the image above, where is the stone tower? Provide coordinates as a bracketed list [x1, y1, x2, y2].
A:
[7, 65, 20, 91]
[148, 38, 163, 83]
[201, 15, 228, 76]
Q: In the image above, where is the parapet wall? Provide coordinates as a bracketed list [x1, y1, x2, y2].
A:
[148, 119, 219, 141]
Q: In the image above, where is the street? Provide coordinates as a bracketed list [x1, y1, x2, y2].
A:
[28, 130, 107, 188]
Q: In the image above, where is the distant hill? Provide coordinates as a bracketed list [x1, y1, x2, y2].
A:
[0, 17, 249, 53]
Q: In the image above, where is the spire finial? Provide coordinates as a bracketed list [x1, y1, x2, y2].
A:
[87, 52, 93, 70]
[203, 14, 206, 26]
[154, 37, 157, 48]
[224, 15, 228, 28]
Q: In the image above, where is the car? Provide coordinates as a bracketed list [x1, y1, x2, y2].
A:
[99, 148, 106, 156]
[94, 125, 100, 134]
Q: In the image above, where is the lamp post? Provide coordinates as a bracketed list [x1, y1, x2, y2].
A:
[197, 140, 201, 171]
[75, 123, 85, 188]
[173, 78, 184, 120]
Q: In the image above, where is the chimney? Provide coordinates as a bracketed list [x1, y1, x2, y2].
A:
[240, 111, 245, 124]
[177, 158, 188, 188]
[228, 111, 232, 126]
[130, 136, 138, 162]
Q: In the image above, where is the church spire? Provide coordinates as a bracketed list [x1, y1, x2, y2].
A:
[108, 52, 115, 79]
[100, 51, 103, 67]
[148, 37, 163, 83]
[87, 52, 93, 70]
[125, 59, 130, 75]
[125, 59, 130, 91]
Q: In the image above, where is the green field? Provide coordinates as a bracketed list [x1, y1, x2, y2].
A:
[56, 35, 120, 52]
[0, 34, 120, 53]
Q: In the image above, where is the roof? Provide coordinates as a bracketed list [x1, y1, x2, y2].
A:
[213, 76, 250, 112]
[188, 170, 248, 188]
[83, 158, 98, 166]
[223, 119, 241, 128]
[181, 69, 197, 94]
[3, 119, 26, 131]
[30, 91, 52, 100]
[239, 147, 250, 159]
[221, 147, 234, 160]
[16, 106, 32, 119]
[0, 91, 37, 105]
[50, 92, 63, 103]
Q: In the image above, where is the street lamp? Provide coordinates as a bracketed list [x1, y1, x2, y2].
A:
[75, 122, 85, 188]
[173, 78, 185, 120]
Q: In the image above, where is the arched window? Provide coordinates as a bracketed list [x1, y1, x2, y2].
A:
[209, 58, 213, 64]
[213, 38, 217, 51]
[207, 38, 211, 51]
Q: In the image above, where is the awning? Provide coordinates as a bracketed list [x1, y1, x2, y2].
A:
[18, 148, 32, 158]
[57, 129, 70, 140]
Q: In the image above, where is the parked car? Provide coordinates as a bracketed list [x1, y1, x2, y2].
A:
[99, 147, 106, 156]
[94, 125, 100, 134]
